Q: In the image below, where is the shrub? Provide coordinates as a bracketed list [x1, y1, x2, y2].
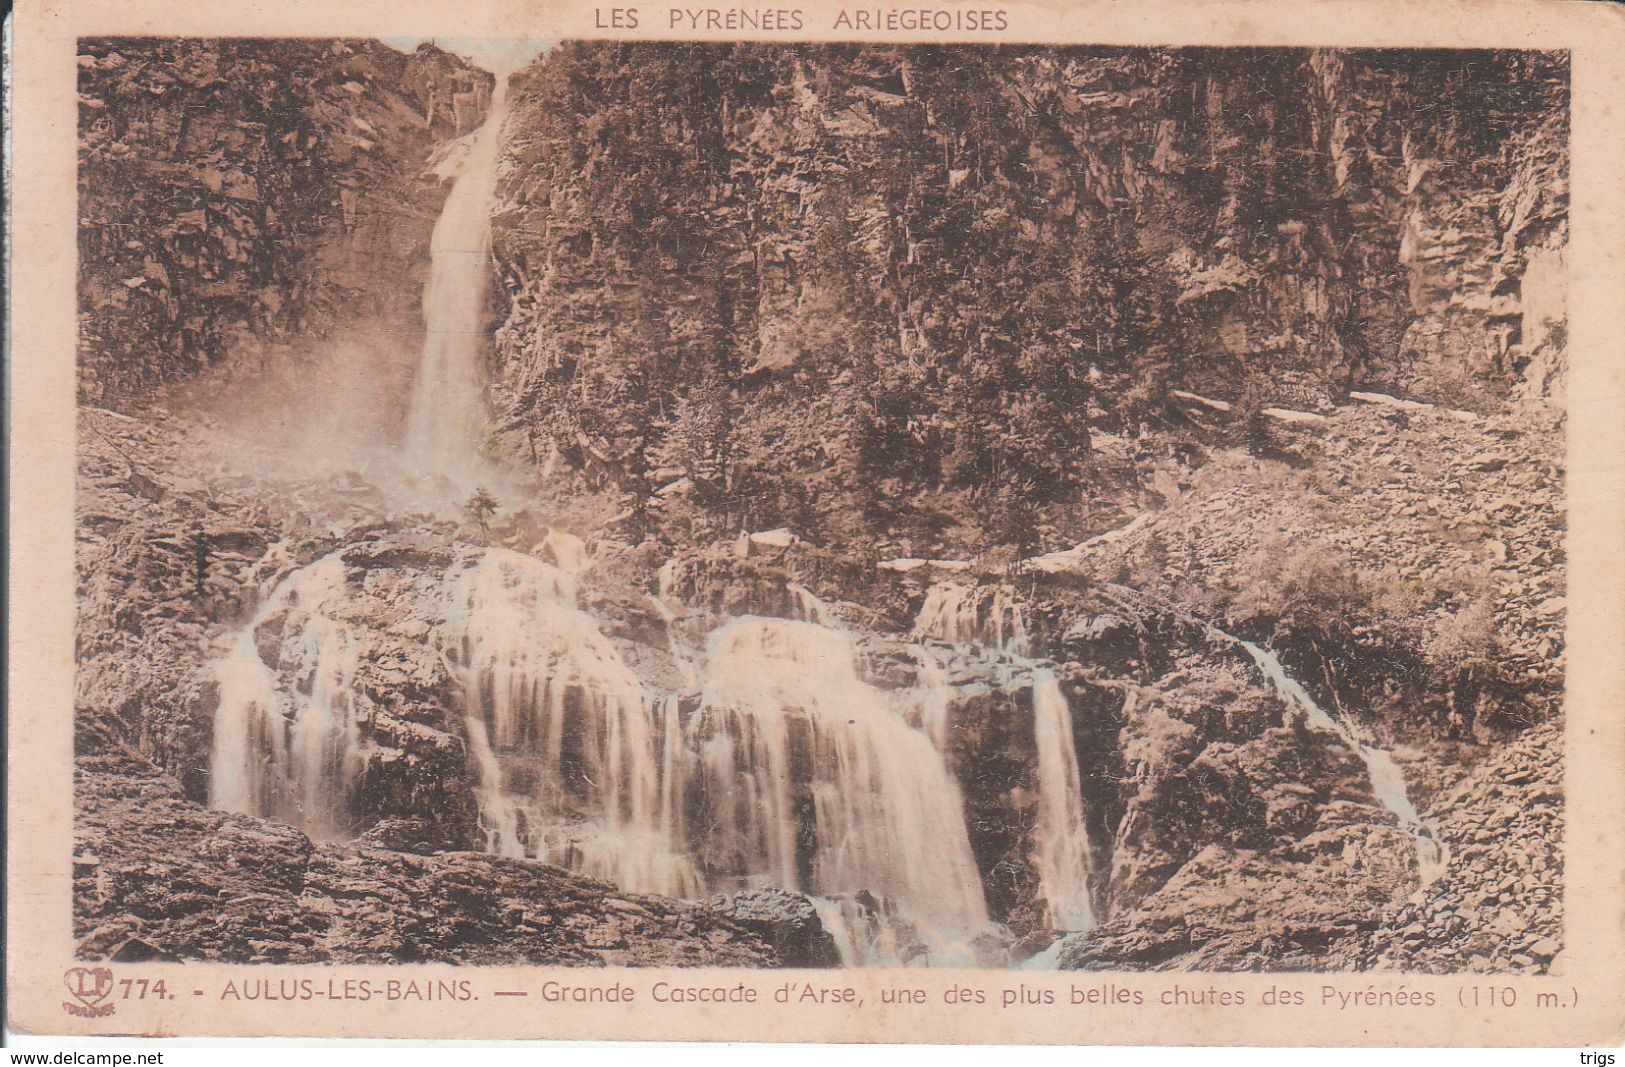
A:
[1230, 537, 1368, 637]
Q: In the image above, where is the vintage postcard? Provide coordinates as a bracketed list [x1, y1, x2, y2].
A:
[6, 0, 1624, 1046]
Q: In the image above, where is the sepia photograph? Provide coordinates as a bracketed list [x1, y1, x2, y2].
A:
[64, 34, 1573, 979]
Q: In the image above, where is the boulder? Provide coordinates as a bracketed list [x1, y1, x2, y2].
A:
[707, 890, 842, 968]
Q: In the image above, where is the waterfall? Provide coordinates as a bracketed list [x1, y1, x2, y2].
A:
[445, 547, 700, 898]
[1028, 670, 1097, 932]
[203, 73, 1083, 962]
[909, 646, 953, 751]
[914, 582, 1097, 937]
[692, 616, 991, 962]
[658, 693, 686, 855]
[787, 582, 832, 625]
[209, 554, 364, 839]
[811, 895, 917, 967]
[208, 545, 702, 897]
[916, 582, 1028, 652]
[211, 81, 517, 839]
[1234, 638, 1448, 886]
[207, 552, 1091, 959]
[402, 81, 509, 484]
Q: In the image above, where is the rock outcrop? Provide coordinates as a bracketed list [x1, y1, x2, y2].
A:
[76, 752, 779, 966]
[707, 890, 843, 967]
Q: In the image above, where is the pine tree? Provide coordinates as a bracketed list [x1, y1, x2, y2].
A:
[465, 487, 498, 544]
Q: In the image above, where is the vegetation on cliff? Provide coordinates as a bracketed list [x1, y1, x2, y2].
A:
[489, 44, 1566, 556]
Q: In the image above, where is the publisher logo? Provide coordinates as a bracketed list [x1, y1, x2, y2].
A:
[63, 966, 116, 1018]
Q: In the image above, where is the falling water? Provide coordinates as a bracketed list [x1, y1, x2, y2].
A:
[209, 554, 1092, 958]
[1235, 638, 1447, 885]
[811, 895, 921, 967]
[209, 554, 365, 839]
[909, 647, 953, 751]
[205, 73, 1094, 961]
[916, 582, 1028, 652]
[914, 582, 1097, 937]
[212, 82, 515, 837]
[1028, 670, 1097, 931]
[787, 582, 833, 625]
[446, 547, 700, 897]
[693, 616, 991, 962]
[402, 81, 510, 484]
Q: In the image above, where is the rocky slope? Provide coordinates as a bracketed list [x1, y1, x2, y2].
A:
[1017, 399, 1566, 971]
[1354, 717, 1562, 974]
[1044, 398, 1566, 739]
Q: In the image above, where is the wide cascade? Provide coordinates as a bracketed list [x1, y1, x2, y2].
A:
[691, 616, 992, 962]
[210, 553, 365, 839]
[445, 547, 699, 897]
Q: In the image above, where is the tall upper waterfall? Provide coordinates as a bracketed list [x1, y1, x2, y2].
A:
[402, 81, 509, 484]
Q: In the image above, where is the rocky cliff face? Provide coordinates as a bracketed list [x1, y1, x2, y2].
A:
[78, 38, 493, 407]
[487, 44, 1567, 555]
